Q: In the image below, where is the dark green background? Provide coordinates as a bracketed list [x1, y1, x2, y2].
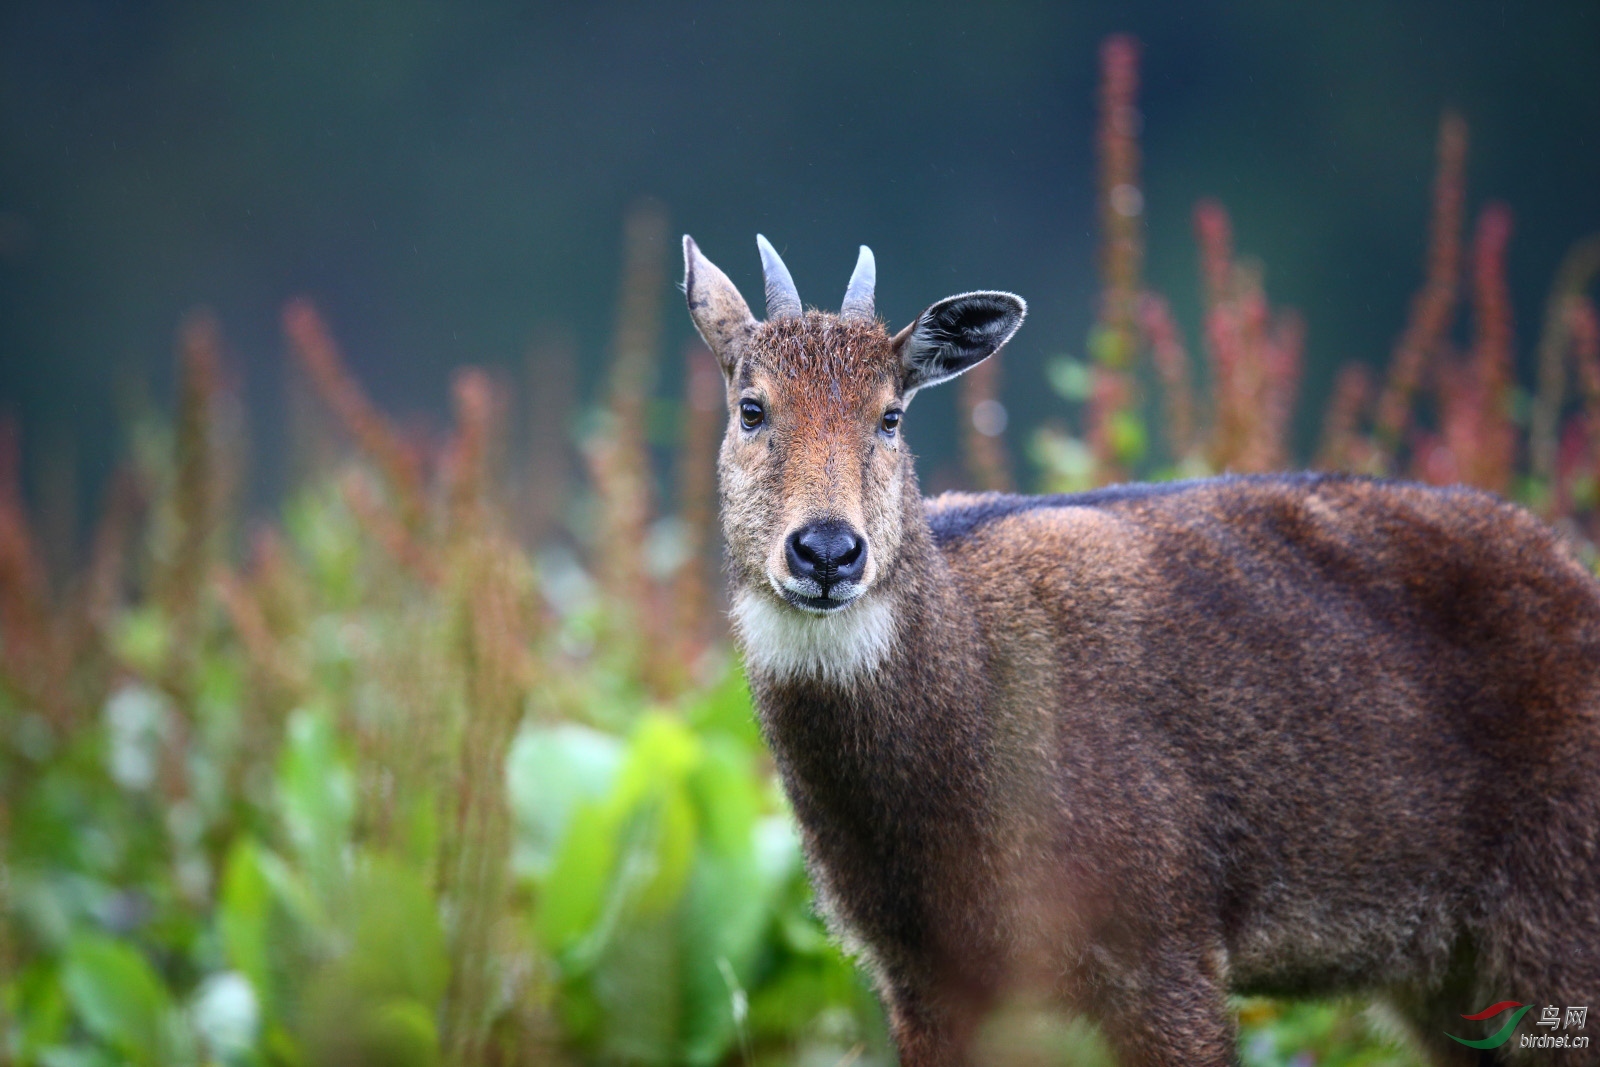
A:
[2, 1, 1597, 513]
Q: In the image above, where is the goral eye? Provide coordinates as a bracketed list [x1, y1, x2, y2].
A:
[880, 409, 903, 436]
[739, 399, 765, 430]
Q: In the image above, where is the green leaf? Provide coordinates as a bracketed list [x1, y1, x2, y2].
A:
[612, 715, 700, 810]
[218, 839, 274, 1016]
[1046, 357, 1095, 402]
[276, 707, 354, 892]
[5, 960, 71, 1056]
[686, 738, 759, 858]
[36, 1047, 120, 1067]
[295, 858, 447, 1067]
[589, 916, 680, 1066]
[633, 783, 697, 917]
[1107, 409, 1147, 464]
[537, 715, 703, 957]
[1030, 429, 1097, 493]
[537, 799, 621, 955]
[507, 723, 623, 878]
[60, 935, 184, 1066]
[358, 999, 440, 1067]
[683, 668, 761, 749]
[110, 607, 171, 677]
[676, 741, 772, 1063]
[299, 986, 441, 1067]
[678, 848, 765, 1066]
[1088, 323, 1133, 368]
[344, 855, 449, 1005]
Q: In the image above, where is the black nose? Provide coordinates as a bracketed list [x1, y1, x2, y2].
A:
[786, 521, 866, 590]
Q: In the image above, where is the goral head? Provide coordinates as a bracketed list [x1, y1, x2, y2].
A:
[683, 234, 1024, 622]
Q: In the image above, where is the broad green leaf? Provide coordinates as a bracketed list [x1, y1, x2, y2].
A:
[507, 722, 623, 878]
[344, 855, 449, 1005]
[678, 778, 790, 1065]
[295, 858, 446, 1066]
[392, 784, 440, 872]
[537, 799, 620, 954]
[110, 607, 171, 677]
[5, 960, 70, 1056]
[299, 985, 441, 1067]
[356, 998, 439, 1067]
[1046, 357, 1095, 402]
[590, 916, 679, 1067]
[60, 935, 183, 1066]
[753, 815, 803, 893]
[686, 738, 759, 858]
[633, 782, 697, 917]
[252, 844, 327, 934]
[1108, 409, 1147, 464]
[611, 715, 699, 811]
[276, 707, 354, 893]
[36, 1047, 119, 1067]
[678, 850, 764, 1066]
[218, 839, 274, 1016]
[683, 668, 761, 749]
[538, 715, 702, 955]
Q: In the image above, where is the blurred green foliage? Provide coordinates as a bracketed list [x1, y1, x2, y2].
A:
[0, 290, 1431, 1065]
[0, 326, 1428, 1067]
[0, 463, 889, 1066]
[0, 487, 1425, 1066]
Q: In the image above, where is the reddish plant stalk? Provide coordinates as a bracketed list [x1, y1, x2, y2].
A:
[1570, 297, 1600, 508]
[1195, 201, 1249, 470]
[1315, 364, 1375, 472]
[340, 470, 441, 586]
[283, 298, 426, 525]
[1139, 293, 1197, 466]
[446, 367, 498, 540]
[590, 201, 668, 619]
[673, 341, 725, 663]
[1530, 235, 1600, 480]
[1462, 204, 1517, 493]
[1257, 310, 1305, 472]
[0, 419, 56, 721]
[164, 311, 223, 673]
[520, 332, 576, 548]
[1374, 113, 1467, 459]
[1089, 34, 1144, 482]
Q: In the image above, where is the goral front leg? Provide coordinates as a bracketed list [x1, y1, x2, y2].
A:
[1088, 944, 1239, 1067]
[883, 980, 990, 1067]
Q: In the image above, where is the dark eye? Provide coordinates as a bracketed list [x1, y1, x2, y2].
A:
[740, 399, 765, 430]
[880, 409, 902, 436]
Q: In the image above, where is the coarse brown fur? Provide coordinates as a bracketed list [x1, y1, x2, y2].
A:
[684, 236, 1600, 1067]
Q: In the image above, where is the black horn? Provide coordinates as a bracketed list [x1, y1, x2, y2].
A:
[757, 234, 802, 320]
[840, 245, 876, 323]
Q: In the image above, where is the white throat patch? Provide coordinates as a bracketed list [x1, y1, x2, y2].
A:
[730, 588, 899, 685]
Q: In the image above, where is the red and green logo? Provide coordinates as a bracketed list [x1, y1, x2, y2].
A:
[1446, 1001, 1533, 1049]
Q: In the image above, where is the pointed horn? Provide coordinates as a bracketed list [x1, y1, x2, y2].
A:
[840, 244, 876, 322]
[756, 234, 802, 319]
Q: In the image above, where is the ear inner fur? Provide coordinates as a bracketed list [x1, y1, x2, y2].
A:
[899, 290, 1026, 391]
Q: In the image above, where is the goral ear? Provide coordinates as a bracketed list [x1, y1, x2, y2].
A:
[893, 291, 1026, 394]
[683, 235, 757, 378]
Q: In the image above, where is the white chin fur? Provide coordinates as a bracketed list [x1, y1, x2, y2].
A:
[730, 587, 898, 685]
